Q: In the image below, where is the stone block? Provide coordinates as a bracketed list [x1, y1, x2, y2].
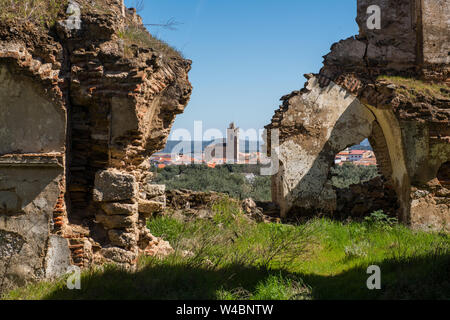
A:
[108, 229, 137, 248]
[101, 247, 137, 264]
[101, 202, 138, 216]
[151, 195, 166, 204]
[142, 184, 165, 198]
[138, 199, 165, 217]
[93, 170, 137, 202]
[44, 235, 72, 279]
[95, 213, 138, 229]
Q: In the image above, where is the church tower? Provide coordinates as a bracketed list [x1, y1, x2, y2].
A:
[226, 122, 240, 163]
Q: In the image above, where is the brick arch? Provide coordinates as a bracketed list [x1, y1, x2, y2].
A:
[365, 106, 412, 223]
[332, 120, 400, 219]
[269, 76, 412, 222]
[368, 121, 394, 186]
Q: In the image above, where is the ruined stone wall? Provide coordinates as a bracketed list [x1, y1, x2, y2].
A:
[267, 75, 376, 216]
[267, 0, 449, 230]
[421, 0, 450, 67]
[357, 0, 418, 72]
[0, 0, 192, 292]
[0, 23, 69, 292]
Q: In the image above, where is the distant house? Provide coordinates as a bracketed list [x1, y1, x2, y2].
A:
[355, 150, 377, 166]
[335, 149, 377, 166]
[348, 150, 366, 161]
[335, 150, 350, 164]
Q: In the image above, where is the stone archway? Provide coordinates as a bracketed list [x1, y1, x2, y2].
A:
[268, 76, 411, 221]
[364, 106, 411, 222]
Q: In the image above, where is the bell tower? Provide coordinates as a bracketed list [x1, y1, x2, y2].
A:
[226, 122, 240, 163]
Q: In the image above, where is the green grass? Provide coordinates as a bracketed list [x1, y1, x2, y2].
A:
[377, 75, 450, 101]
[3, 199, 450, 300]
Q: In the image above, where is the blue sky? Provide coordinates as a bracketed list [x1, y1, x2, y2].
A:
[125, 0, 358, 138]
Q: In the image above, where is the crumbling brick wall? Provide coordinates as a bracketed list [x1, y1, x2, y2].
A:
[266, 0, 449, 229]
[421, 0, 450, 80]
[0, 0, 192, 292]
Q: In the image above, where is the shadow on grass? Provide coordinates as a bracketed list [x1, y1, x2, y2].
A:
[302, 251, 450, 300]
[42, 250, 450, 300]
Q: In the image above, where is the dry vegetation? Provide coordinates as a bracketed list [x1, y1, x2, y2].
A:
[0, 0, 68, 28]
[0, 0, 184, 59]
[116, 0, 184, 59]
[117, 25, 184, 59]
[378, 75, 450, 101]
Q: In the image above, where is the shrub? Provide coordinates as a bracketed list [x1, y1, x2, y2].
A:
[330, 162, 380, 189]
[364, 210, 398, 231]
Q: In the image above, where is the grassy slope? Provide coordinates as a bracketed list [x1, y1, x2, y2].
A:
[3, 198, 450, 300]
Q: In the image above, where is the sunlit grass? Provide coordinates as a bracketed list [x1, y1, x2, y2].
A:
[377, 75, 450, 100]
[3, 198, 450, 300]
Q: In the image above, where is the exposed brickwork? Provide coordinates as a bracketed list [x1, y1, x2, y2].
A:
[368, 121, 394, 186]
[0, 0, 192, 292]
[266, 0, 449, 228]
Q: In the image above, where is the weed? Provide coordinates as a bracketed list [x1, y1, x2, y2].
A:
[344, 241, 369, 260]
[364, 210, 398, 231]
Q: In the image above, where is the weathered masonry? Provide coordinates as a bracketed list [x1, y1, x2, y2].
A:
[266, 0, 449, 229]
[0, 0, 192, 292]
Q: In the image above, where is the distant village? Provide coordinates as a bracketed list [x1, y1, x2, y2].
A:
[334, 149, 377, 166]
[150, 123, 377, 169]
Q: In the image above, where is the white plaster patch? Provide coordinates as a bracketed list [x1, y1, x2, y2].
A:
[63, 1, 82, 30]
[45, 235, 72, 279]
